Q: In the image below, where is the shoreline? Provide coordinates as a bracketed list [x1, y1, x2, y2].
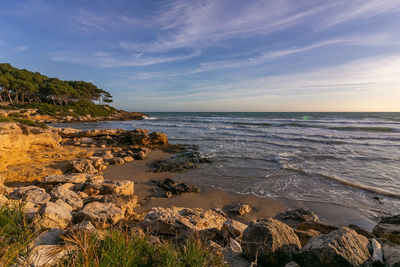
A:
[102, 149, 377, 230]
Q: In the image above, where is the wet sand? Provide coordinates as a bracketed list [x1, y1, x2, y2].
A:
[103, 150, 376, 229]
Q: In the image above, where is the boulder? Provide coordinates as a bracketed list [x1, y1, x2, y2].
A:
[242, 218, 301, 267]
[70, 159, 97, 174]
[373, 215, 400, 244]
[109, 157, 125, 165]
[294, 229, 321, 247]
[58, 127, 82, 137]
[99, 194, 138, 217]
[296, 222, 338, 234]
[123, 156, 134, 162]
[149, 132, 168, 145]
[141, 207, 227, 235]
[51, 185, 83, 211]
[42, 173, 87, 184]
[26, 228, 67, 267]
[80, 202, 124, 226]
[348, 224, 375, 239]
[35, 201, 72, 229]
[221, 219, 247, 240]
[89, 156, 105, 170]
[70, 221, 98, 235]
[371, 238, 383, 264]
[150, 151, 210, 173]
[99, 151, 113, 160]
[130, 129, 151, 147]
[100, 180, 134, 195]
[134, 147, 150, 160]
[274, 208, 320, 227]
[228, 203, 252, 216]
[296, 227, 371, 267]
[11, 185, 51, 205]
[157, 178, 200, 195]
[54, 199, 73, 212]
[383, 244, 400, 267]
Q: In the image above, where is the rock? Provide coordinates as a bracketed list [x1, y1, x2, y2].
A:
[134, 147, 151, 160]
[149, 132, 168, 145]
[165, 191, 172, 198]
[242, 218, 301, 267]
[294, 229, 321, 247]
[26, 228, 67, 267]
[229, 203, 252, 216]
[123, 156, 134, 162]
[80, 137, 93, 144]
[150, 151, 211, 173]
[383, 244, 400, 267]
[58, 127, 82, 137]
[130, 129, 151, 147]
[42, 173, 87, 184]
[221, 219, 247, 240]
[101, 180, 134, 195]
[80, 202, 124, 226]
[141, 207, 227, 235]
[24, 202, 40, 222]
[70, 220, 98, 235]
[35, 201, 72, 229]
[71, 159, 97, 174]
[274, 208, 320, 227]
[373, 215, 400, 244]
[223, 248, 251, 267]
[11, 185, 51, 205]
[51, 185, 83, 211]
[371, 238, 383, 264]
[157, 178, 200, 195]
[89, 156, 105, 170]
[99, 194, 138, 217]
[109, 157, 125, 165]
[99, 151, 113, 160]
[54, 199, 73, 212]
[296, 222, 338, 234]
[296, 227, 371, 267]
[285, 262, 300, 267]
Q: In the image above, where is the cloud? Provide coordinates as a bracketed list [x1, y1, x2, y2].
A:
[51, 50, 201, 67]
[124, 54, 400, 111]
[318, 0, 400, 30]
[16, 45, 28, 51]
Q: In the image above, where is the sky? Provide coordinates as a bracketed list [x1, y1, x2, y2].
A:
[0, 0, 400, 112]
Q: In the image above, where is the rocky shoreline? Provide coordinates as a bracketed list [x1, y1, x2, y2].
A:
[0, 122, 399, 266]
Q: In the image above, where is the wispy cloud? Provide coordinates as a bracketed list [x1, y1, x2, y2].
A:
[16, 45, 28, 51]
[51, 50, 201, 67]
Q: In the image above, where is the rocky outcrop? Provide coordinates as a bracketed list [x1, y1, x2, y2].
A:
[151, 151, 211, 173]
[34, 201, 72, 229]
[295, 227, 371, 267]
[100, 180, 134, 195]
[274, 208, 320, 227]
[42, 173, 87, 184]
[242, 218, 301, 267]
[70, 159, 97, 174]
[80, 202, 124, 227]
[10, 185, 51, 205]
[51, 185, 83, 211]
[157, 178, 200, 195]
[373, 215, 400, 244]
[141, 207, 227, 235]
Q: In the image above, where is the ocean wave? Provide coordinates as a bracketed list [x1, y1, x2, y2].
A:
[329, 126, 395, 132]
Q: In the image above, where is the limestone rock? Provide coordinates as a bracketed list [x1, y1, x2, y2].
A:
[149, 132, 168, 145]
[71, 159, 97, 174]
[54, 199, 73, 212]
[294, 229, 321, 247]
[99, 194, 138, 217]
[157, 178, 200, 195]
[80, 201, 124, 226]
[274, 208, 320, 227]
[42, 173, 87, 184]
[51, 185, 83, 211]
[11, 185, 51, 205]
[229, 203, 252, 216]
[373, 215, 400, 244]
[109, 157, 125, 165]
[130, 129, 151, 147]
[296, 227, 371, 267]
[141, 207, 227, 235]
[242, 218, 301, 267]
[123, 156, 134, 162]
[35, 201, 72, 229]
[101, 180, 134, 195]
[70, 220, 98, 235]
[58, 127, 82, 137]
[221, 219, 247, 240]
[89, 156, 105, 170]
[371, 238, 383, 264]
[26, 228, 67, 267]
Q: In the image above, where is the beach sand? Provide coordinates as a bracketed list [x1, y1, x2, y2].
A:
[103, 150, 376, 230]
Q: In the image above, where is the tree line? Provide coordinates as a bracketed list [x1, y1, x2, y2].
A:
[0, 63, 112, 105]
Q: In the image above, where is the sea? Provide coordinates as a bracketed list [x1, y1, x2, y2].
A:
[58, 112, 400, 221]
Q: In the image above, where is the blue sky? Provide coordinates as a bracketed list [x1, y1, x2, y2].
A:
[1, 0, 400, 112]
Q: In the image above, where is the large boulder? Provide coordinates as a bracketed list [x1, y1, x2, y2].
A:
[99, 194, 138, 217]
[10, 185, 51, 205]
[373, 215, 400, 244]
[242, 218, 301, 267]
[51, 185, 83, 211]
[274, 208, 320, 227]
[34, 201, 72, 229]
[141, 207, 227, 235]
[130, 129, 151, 147]
[80, 202, 124, 226]
[42, 173, 87, 184]
[149, 132, 168, 145]
[70, 159, 97, 174]
[295, 227, 371, 267]
[221, 219, 247, 241]
[100, 180, 134, 195]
